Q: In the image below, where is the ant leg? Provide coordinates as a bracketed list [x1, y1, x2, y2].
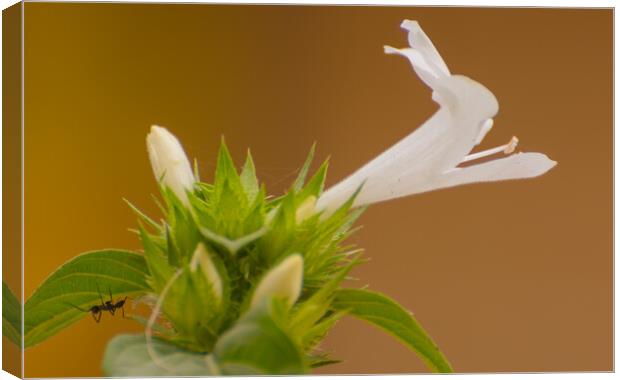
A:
[93, 310, 102, 323]
[106, 286, 116, 316]
[122, 297, 129, 318]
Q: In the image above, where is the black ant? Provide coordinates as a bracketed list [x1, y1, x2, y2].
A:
[67, 284, 128, 323]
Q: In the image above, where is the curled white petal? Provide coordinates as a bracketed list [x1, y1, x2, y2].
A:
[146, 125, 195, 206]
[401, 20, 450, 77]
[384, 46, 442, 88]
[383, 20, 450, 90]
[251, 254, 303, 309]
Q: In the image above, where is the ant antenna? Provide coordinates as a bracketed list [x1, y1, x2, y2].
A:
[65, 301, 87, 312]
[96, 283, 105, 306]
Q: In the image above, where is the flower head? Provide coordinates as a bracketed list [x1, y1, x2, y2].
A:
[146, 125, 195, 206]
[316, 20, 556, 214]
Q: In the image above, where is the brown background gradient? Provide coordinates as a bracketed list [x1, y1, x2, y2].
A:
[21, 4, 611, 377]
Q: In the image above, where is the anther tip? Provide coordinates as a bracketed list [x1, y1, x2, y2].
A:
[504, 136, 519, 154]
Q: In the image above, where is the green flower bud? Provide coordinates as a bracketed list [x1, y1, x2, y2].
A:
[160, 244, 226, 351]
[190, 243, 223, 302]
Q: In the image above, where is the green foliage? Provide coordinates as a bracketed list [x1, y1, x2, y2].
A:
[2, 282, 21, 346]
[103, 300, 305, 376]
[23, 250, 150, 348]
[102, 334, 215, 376]
[7, 140, 452, 375]
[332, 288, 453, 373]
[213, 300, 307, 374]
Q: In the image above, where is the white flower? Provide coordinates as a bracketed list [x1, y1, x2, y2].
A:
[316, 20, 556, 215]
[190, 243, 223, 302]
[251, 254, 303, 309]
[146, 125, 195, 206]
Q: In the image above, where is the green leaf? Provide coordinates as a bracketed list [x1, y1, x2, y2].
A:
[2, 282, 21, 346]
[24, 250, 150, 348]
[102, 334, 216, 376]
[240, 150, 259, 203]
[214, 302, 307, 374]
[332, 289, 452, 373]
[291, 143, 316, 192]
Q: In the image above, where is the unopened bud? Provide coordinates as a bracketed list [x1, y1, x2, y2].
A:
[146, 125, 195, 206]
[251, 254, 303, 309]
[190, 243, 223, 301]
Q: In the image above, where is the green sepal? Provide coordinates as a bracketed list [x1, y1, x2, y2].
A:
[240, 150, 260, 203]
[165, 224, 181, 267]
[214, 299, 307, 374]
[139, 224, 174, 291]
[297, 158, 329, 201]
[291, 143, 316, 192]
[123, 198, 163, 233]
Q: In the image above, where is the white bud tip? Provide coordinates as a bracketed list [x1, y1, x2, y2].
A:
[146, 125, 195, 206]
[251, 254, 304, 309]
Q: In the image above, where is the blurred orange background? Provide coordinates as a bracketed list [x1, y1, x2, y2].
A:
[19, 4, 611, 376]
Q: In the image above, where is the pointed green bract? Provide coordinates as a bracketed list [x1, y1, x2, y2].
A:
[292, 143, 316, 192]
[139, 224, 173, 291]
[213, 139, 243, 204]
[165, 224, 181, 267]
[124, 198, 163, 233]
[214, 300, 307, 374]
[240, 150, 260, 203]
[297, 159, 329, 201]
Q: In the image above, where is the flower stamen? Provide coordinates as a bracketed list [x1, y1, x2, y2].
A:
[460, 136, 519, 164]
